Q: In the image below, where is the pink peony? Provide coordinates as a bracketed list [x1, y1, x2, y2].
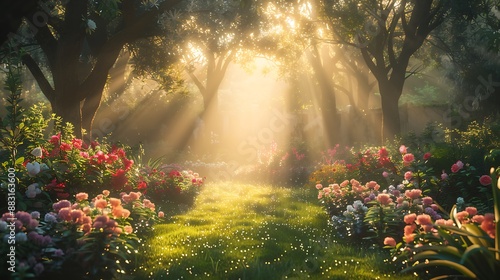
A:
[383, 237, 397, 247]
[479, 175, 492, 186]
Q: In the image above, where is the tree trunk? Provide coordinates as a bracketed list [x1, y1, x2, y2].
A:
[51, 95, 83, 138]
[378, 80, 403, 141]
[309, 46, 340, 148]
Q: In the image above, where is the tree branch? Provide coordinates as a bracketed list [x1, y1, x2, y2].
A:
[21, 53, 55, 102]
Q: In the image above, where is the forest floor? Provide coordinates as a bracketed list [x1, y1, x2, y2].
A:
[133, 182, 417, 280]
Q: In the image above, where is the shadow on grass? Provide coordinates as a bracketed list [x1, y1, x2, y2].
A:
[134, 182, 417, 280]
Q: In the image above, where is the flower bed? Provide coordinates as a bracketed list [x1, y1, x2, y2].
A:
[312, 144, 499, 278]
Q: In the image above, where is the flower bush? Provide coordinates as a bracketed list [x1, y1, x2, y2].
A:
[131, 163, 204, 205]
[0, 189, 161, 279]
[314, 143, 499, 277]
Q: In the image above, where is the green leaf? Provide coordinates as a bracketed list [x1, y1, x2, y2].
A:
[402, 260, 477, 278]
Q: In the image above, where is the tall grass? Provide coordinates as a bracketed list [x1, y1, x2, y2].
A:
[134, 182, 416, 279]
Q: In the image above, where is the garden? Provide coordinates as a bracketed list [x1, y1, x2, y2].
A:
[2, 0, 500, 279]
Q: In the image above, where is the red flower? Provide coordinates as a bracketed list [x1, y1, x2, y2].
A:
[378, 147, 389, 158]
[423, 152, 432, 160]
[122, 158, 134, 170]
[49, 133, 61, 145]
[479, 175, 492, 186]
[451, 164, 461, 173]
[60, 142, 72, 151]
[71, 138, 83, 149]
[112, 169, 128, 190]
[137, 181, 147, 190]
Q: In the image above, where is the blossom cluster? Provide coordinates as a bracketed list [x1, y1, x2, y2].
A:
[0, 189, 161, 278]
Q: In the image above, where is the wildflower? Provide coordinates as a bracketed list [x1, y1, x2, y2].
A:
[382, 171, 389, 178]
[399, 145, 407, 154]
[30, 211, 40, 219]
[423, 152, 431, 160]
[158, 211, 165, 218]
[315, 183, 323, 190]
[26, 162, 41, 177]
[479, 175, 492, 186]
[441, 171, 448, 180]
[383, 237, 397, 247]
[137, 181, 147, 190]
[102, 190, 110, 197]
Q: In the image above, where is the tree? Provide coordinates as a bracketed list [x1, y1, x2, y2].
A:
[320, 0, 486, 140]
[2, 0, 184, 140]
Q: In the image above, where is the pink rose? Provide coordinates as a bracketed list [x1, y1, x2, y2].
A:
[404, 171, 413, 181]
[402, 153, 415, 164]
[441, 171, 448, 180]
[451, 164, 461, 173]
[479, 175, 492, 186]
[399, 145, 407, 154]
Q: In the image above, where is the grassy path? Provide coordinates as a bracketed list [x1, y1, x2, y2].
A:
[134, 182, 415, 280]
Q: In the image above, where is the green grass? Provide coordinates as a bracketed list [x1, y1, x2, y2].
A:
[133, 182, 417, 279]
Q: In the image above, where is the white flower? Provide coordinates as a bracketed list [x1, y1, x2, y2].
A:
[87, 19, 96, 31]
[31, 147, 43, 157]
[26, 162, 41, 177]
